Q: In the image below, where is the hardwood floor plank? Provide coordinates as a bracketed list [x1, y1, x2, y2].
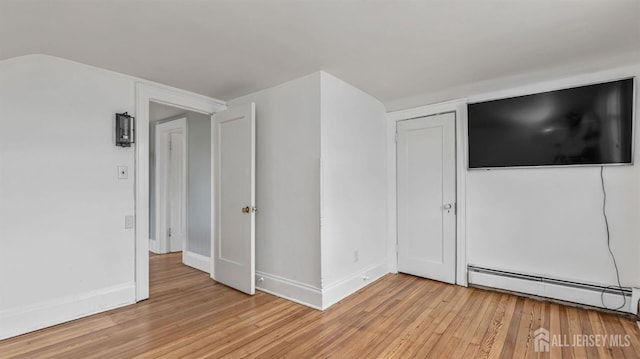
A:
[486, 294, 518, 359]
[499, 296, 525, 358]
[599, 313, 632, 359]
[423, 289, 485, 358]
[357, 283, 457, 358]
[447, 291, 497, 358]
[1, 253, 638, 358]
[462, 291, 504, 358]
[408, 285, 475, 358]
[549, 303, 563, 359]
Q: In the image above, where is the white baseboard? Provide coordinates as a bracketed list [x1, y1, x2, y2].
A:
[321, 262, 388, 310]
[183, 251, 211, 274]
[0, 283, 136, 340]
[468, 270, 632, 313]
[149, 239, 161, 254]
[255, 263, 389, 311]
[255, 271, 322, 310]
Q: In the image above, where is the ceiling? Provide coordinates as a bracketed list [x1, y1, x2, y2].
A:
[1, 1, 639, 110]
[149, 102, 190, 123]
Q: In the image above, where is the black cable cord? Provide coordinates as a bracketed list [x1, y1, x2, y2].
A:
[599, 166, 627, 311]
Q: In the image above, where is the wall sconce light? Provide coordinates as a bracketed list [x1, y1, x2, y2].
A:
[115, 112, 135, 147]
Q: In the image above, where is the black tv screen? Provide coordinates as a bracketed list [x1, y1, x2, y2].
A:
[468, 78, 634, 168]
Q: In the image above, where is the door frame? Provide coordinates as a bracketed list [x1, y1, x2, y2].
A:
[135, 82, 226, 301]
[155, 118, 187, 255]
[387, 99, 469, 286]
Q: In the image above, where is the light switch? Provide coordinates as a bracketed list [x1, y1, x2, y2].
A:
[125, 215, 135, 229]
[118, 166, 128, 179]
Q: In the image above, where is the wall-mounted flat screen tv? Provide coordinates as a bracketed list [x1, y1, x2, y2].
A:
[467, 78, 635, 169]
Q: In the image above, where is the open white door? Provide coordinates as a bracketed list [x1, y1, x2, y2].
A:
[213, 102, 256, 295]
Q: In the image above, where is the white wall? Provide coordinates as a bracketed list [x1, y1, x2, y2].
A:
[228, 73, 323, 295]
[186, 112, 212, 257]
[0, 55, 136, 338]
[389, 64, 640, 297]
[319, 73, 388, 306]
[465, 66, 640, 289]
[228, 72, 389, 309]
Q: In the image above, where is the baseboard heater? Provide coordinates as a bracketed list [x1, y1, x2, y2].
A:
[467, 265, 632, 313]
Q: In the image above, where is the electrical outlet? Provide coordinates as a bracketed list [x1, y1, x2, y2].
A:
[125, 215, 134, 229]
[354, 250, 359, 263]
[118, 166, 128, 179]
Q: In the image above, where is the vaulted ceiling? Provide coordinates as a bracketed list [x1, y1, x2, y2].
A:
[1, 0, 639, 110]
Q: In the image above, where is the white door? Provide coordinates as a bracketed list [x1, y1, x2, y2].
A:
[168, 132, 184, 252]
[213, 102, 256, 295]
[397, 112, 456, 284]
[155, 118, 187, 255]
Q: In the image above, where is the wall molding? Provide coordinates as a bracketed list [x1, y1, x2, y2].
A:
[255, 263, 389, 311]
[255, 271, 323, 310]
[321, 262, 388, 310]
[183, 251, 211, 274]
[0, 283, 135, 340]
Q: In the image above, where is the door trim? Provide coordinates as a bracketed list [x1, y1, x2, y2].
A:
[135, 82, 226, 301]
[155, 118, 187, 255]
[386, 99, 469, 286]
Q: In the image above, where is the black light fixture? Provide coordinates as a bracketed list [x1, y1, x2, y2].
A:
[115, 112, 135, 147]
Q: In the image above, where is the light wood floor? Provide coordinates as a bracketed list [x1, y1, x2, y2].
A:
[1, 253, 639, 358]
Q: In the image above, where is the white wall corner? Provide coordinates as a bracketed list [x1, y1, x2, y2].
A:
[183, 251, 211, 274]
[386, 117, 399, 274]
[0, 283, 135, 340]
[255, 271, 323, 310]
[321, 262, 389, 310]
[148, 239, 161, 254]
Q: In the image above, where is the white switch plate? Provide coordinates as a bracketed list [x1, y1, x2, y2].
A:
[118, 166, 128, 179]
[125, 215, 134, 229]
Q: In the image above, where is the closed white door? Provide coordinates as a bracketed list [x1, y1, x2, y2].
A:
[168, 132, 184, 252]
[397, 112, 456, 284]
[213, 102, 256, 295]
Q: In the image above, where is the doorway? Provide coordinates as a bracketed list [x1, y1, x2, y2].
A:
[148, 102, 212, 273]
[135, 83, 256, 301]
[396, 112, 457, 284]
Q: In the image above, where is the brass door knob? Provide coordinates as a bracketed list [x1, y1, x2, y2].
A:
[242, 206, 250, 213]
